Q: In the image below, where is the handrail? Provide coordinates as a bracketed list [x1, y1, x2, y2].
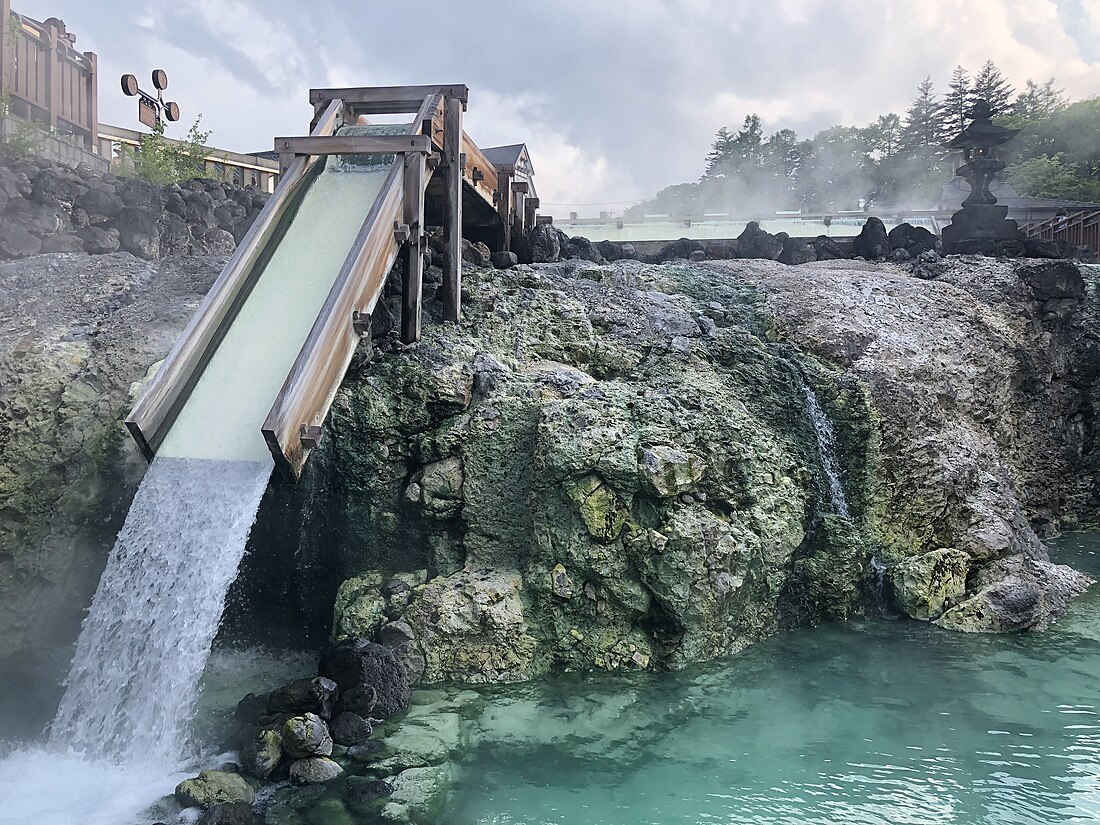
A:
[124, 98, 347, 458]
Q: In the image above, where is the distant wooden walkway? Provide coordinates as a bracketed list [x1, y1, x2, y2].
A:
[127, 84, 536, 480]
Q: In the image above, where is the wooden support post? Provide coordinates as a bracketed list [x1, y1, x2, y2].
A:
[45, 25, 59, 130]
[497, 170, 512, 251]
[402, 152, 426, 343]
[442, 95, 463, 323]
[525, 197, 539, 234]
[85, 51, 98, 153]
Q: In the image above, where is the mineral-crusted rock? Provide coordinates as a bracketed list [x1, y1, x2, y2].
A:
[240, 727, 283, 779]
[331, 574, 387, 640]
[174, 770, 256, 809]
[888, 548, 970, 620]
[289, 756, 344, 785]
[282, 713, 334, 758]
[381, 764, 455, 825]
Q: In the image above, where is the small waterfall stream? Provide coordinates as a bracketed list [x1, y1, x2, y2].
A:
[798, 380, 850, 518]
[49, 457, 270, 764]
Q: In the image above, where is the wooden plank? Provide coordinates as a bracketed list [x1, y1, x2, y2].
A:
[262, 161, 406, 479]
[310, 84, 468, 114]
[525, 197, 540, 235]
[402, 152, 426, 344]
[275, 134, 431, 156]
[443, 96, 463, 323]
[460, 131, 499, 207]
[125, 98, 346, 458]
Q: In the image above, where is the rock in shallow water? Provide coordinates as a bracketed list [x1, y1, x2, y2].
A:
[282, 712, 334, 758]
[267, 676, 338, 718]
[174, 770, 256, 809]
[889, 548, 970, 621]
[198, 802, 255, 825]
[289, 756, 344, 785]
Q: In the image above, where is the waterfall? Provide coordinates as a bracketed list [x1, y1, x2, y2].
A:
[799, 380, 850, 518]
[48, 456, 270, 765]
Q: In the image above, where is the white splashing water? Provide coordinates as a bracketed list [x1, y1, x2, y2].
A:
[800, 383, 850, 518]
[48, 456, 270, 764]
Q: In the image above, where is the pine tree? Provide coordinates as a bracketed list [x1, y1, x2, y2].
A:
[900, 77, 945, 154]
[970, 60, 1015, 115]
[1011, 78, 1066, 120]
[705, 127, 736, 175]
[942, 65, 971, 137]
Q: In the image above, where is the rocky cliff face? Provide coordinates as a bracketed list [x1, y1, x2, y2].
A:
[2, 248, 1096, 700]
[323, 255, 1098, 683]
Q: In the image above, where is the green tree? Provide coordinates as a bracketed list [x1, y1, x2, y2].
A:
[900, 77, 945, 154]
[942, 65, 971, 137]
[1011, 78, 1065, 120]
[971, 60, 1015, 114]
[862, 113, 902, 159]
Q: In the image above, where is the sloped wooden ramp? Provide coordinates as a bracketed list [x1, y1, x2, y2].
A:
[126, 84, 536, 480]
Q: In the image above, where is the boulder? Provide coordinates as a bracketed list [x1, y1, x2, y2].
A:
[888, 548, 969, 620]
[159, 211, 192, 256]
[198, 802, 255, 825]
[735, 222, 783, 260]
[282, 713, 334, 758]
[347, 739, 385, 761]
[778, 237, 817, 265]
[174, 770, 255, 809]
[30, 167, 86, 207]
[888, 222, 937, 256]
[491, 250, 518, 269]
[811, 235, 847, 260]
[183, 189, 216, 226]
[78, 226, 120, 255]
[240, 727, 282, 779]
[381, 765, 455, 825]
[190, 225, 237, 255]
[346, 779, 393, 816]
[214, 200, 247, 232]
[321, 638, 411, 718]
[114, 206, 161, 259]
[266, 677, 339, 719]
[331, 575, 387, 640]
[1018, 259, 1085, 302]
[524, 223, 561, 263]
[596, 240, 624, 261]
[330, 711, 373, 746]
[563, 235, 605, 263]
[0, 222, 42, 259]
[6, 198, 61, 237]
[656, 237, 704, 262]
[40, 234, 86, 254]
[851, 217, 890, 260]
[289, 757, 344, 785]
[117, 177, 164, 212]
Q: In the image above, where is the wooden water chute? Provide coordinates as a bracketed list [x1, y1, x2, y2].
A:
[126, 84, 534, 483]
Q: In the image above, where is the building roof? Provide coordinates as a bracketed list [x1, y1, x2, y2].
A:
[482, 144, 527, 168]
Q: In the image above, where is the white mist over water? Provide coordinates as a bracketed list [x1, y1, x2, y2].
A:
[49, 457, 271, 763]
[800, 381, 850, 517]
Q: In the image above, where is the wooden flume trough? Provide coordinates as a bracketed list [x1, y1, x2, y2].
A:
[126, 84, 537, 481]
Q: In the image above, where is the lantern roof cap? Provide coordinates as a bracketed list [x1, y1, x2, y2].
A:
[946, 99, 1019, 149]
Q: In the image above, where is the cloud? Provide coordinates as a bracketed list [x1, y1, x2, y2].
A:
[16, 0, 1100, 215]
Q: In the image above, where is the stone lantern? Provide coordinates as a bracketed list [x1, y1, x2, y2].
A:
[941, 99, 1023, 255]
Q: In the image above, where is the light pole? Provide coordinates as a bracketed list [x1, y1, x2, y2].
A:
[121, 69, 180, 129]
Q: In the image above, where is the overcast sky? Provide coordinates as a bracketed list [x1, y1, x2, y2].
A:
[21, 0, 1100, 216]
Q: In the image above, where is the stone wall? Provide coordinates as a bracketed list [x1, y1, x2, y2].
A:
[0, 149, 268, 261]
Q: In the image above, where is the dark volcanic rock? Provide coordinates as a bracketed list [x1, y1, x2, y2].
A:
[656, 237, 705, 262]
[563, 235, 605, 263]
[735, 222, 783, 260]
[811, 235, 847, 260]
[114, 206, 160, 259]
[7, 198, 62, 237]
[266, 677, 339, 719]
[330, 711, 373, 746]
[0, 222, 42, 258]
[1018, 259, 1086, 301]
[523, 223, 561, 263]
[491, 250, 518, 270]
[851, 217, 891, 260]
[596, 240, 624, 261]
[321, 637, 410, 719]
[75, 185, 123, 220]
[78, 226, 121, 255]
[888, 222, 937, 256]
[198, 802, 255, 825]
[39, 234, 85, 254]
[778, 237, 817, 265]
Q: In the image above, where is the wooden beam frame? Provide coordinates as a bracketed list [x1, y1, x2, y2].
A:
[275, 134, 431, 157]
[310, 84, 469, 114]
[402, 152, 426, 344]
[442, 96, 463, 323]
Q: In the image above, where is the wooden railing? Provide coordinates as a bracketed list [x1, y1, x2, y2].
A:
[1023, 209, 1100, 256]
[0, 1, 97, 151]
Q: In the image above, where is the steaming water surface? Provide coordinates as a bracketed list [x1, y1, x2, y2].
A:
[445, 535, 1100, 825]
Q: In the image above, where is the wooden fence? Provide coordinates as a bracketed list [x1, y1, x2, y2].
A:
[0, 1, 98, 152]
[1023, 209, 1100, 256]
